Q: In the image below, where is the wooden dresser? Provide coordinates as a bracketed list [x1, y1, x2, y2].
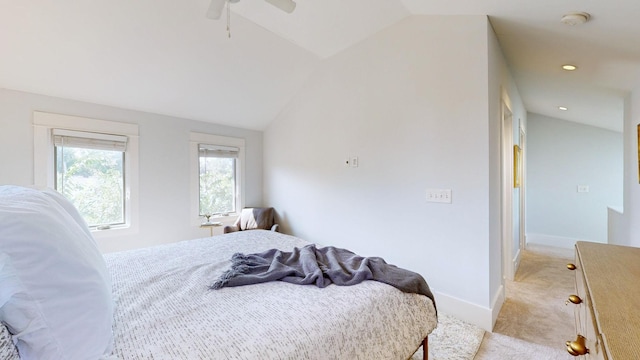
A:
[566, 241, 640, 359]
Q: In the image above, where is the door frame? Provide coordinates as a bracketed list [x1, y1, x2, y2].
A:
[501, 100, 515, 281]
[519, 126, 526, 251]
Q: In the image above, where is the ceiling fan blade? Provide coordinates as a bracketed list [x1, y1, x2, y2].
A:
[264, 0, 296, 13]
[206, 0, 226, 20]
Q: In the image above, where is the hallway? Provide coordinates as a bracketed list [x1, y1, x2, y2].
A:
[475, 244, 575, 359]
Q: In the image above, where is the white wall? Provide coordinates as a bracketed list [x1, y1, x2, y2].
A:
[615, 87, 640, 246]
[263, 15, 525, 330]
[609, 93, 632, 246]
[526, 113, 623, 248]
[487, 20, 527, 326]
[0, 88, 264, 252]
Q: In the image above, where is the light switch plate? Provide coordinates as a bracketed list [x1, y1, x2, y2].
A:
[577, 185, 589, 193]
[426, 189, 452, 203]
[350, 156, 359, 168]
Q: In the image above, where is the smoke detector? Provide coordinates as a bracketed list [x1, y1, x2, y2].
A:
[561, 12, 591, 26]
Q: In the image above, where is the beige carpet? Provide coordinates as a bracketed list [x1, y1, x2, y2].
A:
[475, 332, 571, 359]
[412, 244, 578, 360]
[475, 244, 576, 359]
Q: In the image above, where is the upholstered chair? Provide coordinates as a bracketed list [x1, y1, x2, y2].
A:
[223, 207, 279, 234]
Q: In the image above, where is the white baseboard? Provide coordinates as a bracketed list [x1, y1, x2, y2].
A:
[433, 289, 503, 332]
[526, 233, 582, 249]
[513, 247, 521, 274]
[490, 284, 505, 330]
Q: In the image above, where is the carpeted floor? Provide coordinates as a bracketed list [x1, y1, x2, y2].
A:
[474, 244, 576, 359]
[475, 332, 572, 359]
[411, 243, 579, 360]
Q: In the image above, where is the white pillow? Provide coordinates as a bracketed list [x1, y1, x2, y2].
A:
[0, 186, 114, 360]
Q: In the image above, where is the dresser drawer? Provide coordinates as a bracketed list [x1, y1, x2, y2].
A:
[569, 252, 607, 359]
[569, 241, 640, 360]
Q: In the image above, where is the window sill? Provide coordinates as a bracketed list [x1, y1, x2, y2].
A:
[194, 213, 238, 228]
[91, 224, 138, 239]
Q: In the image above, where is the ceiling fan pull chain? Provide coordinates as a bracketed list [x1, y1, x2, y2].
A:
[226, 0, 231, 38]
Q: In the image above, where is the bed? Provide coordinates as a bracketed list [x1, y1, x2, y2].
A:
[0, 186, 437, 359]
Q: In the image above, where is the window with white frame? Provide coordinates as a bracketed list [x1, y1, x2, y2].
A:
[190, 132, 244, 224]
[33, 111, 139, 236]
[198, 144, 238, 216]
[53, 129, 127, 228]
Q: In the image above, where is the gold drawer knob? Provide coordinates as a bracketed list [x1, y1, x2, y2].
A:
[567, 263, 577, 270]
[566, 295, 582, 305]
[566, 335, 589, 356]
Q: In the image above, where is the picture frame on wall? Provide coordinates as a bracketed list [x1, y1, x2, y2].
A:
[514, 144, 521, 188]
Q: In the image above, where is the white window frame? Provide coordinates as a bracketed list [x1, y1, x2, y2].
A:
[190, 132, 245, 227]
[33, 111, 139, 239]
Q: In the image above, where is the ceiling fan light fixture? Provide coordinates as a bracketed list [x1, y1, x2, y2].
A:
[264, 0, 296, 13]
[560, 12, 590, 26]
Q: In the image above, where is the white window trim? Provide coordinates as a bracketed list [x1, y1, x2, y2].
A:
[33, 111, 139, 239]
[190, 132, 245, 227]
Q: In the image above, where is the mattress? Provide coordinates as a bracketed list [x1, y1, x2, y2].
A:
[105, 230, 437, 359]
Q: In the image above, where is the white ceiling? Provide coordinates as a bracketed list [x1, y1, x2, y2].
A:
[2, 0, 639, 131]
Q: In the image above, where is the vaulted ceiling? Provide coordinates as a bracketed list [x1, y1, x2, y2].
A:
[2, 0, 639, 131]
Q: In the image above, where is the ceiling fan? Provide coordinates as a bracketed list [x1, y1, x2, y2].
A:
[206, 0, 296, 20]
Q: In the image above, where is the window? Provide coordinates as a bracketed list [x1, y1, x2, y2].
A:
[190, 132, 244, 225]
[54, 129, 127, 228]
[198, 144, 238, 216]
[33, 111, 139, 237]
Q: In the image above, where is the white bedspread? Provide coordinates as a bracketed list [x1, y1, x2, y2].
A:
[105, 230, 437, 359]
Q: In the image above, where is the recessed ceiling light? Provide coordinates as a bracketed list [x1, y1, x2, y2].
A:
[559, 106, 568, 111]
[561, 12, 591, 26]
[562, 64, 577, 71]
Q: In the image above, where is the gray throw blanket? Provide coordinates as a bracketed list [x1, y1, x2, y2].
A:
[211, 244, 436, 309]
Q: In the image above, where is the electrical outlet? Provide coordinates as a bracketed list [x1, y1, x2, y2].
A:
[426, 189, 452, 203]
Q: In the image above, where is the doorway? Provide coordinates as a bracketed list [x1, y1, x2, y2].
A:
[501, 100, 515, 281]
